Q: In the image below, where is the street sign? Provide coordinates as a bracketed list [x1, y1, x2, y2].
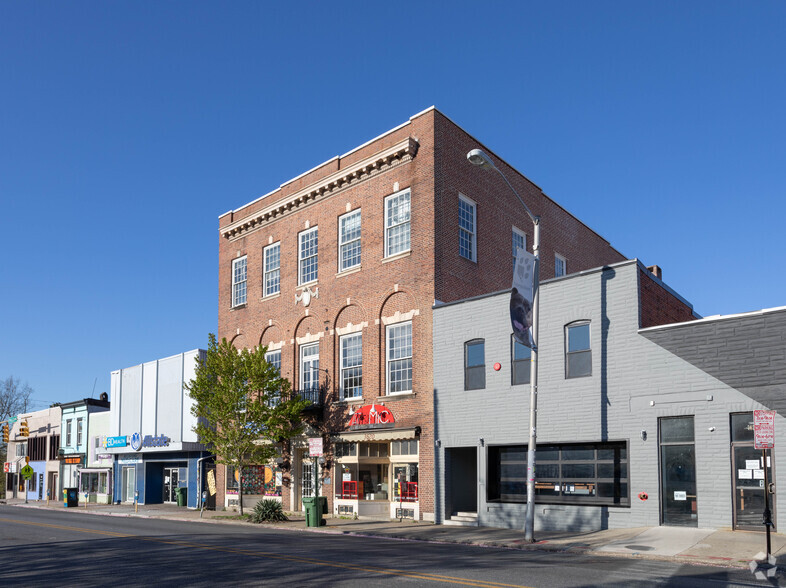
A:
[21, 464, 34, 480]
[308, 437, 323, 457]
[754, 410, 776, 450]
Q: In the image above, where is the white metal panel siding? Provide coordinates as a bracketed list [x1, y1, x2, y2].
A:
[157, 354, 184, 442]
[181, 349, 203, 443]
[120, 365, 142, 436]
[142, 360, 158, 435]
[110, 371, 121, 436]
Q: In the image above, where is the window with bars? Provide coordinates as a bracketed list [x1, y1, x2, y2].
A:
[263, 243, 280, 297]
[49, 434, 60, 460]
[458, 194, 476, 261]
[340, 333, 363, 399]
[232, 256, 247, 307]
[488, 442, 629, 505]
[386, 322, 412, 394]
[339, 209, 361, 272]
[384, 189, 411, 257]
[298, 227, 318, 285]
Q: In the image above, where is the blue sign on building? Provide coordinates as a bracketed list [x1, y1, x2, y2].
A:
[106, 436, 127, 448]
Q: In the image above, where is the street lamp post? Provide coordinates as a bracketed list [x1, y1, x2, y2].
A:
[467, 148, 540, 543]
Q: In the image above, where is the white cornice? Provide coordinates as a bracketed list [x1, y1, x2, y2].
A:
[221, 137, 419, 241]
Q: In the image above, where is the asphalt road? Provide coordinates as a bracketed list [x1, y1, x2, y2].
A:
[0, 505, 773, 587]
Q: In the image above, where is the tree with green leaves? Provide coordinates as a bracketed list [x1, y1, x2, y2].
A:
[187, 334, 310, 515]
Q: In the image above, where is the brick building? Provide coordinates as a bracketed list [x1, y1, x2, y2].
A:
[216, 107, 626, 520]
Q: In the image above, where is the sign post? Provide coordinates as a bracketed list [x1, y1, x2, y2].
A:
[754, 410, 776, 557]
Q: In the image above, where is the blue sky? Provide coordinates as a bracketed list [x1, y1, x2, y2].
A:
[2, 2, 784, 409]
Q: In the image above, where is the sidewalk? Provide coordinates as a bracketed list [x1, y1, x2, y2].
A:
[4, 498, 784, 570]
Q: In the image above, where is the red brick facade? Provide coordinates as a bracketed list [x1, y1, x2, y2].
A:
[638, 266, 697, 328]
[216, 108, 626, 519]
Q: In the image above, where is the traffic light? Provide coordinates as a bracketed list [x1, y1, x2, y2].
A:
[2, 423, 8, 443]
[20, 421, 29, 437]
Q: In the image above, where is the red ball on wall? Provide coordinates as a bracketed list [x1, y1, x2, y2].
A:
[493, 363, 501, 371]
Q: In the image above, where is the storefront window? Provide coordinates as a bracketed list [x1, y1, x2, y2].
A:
[226, 465, 282, 497]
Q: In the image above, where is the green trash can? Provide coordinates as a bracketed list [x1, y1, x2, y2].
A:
[176, 487, 187, 507]
[303, 496, 317, 527]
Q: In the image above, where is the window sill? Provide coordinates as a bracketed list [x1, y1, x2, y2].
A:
[381, 250, 411, 264]
[261, 292, 280, 301]
[376, 391, 415, 401]
[336, 266, 362, 279]
[297, 281, 318, 291]
[230, 304, 247, 311]
[336, 397, 364, 405]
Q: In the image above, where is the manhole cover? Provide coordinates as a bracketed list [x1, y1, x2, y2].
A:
[625, 545, 655, 551]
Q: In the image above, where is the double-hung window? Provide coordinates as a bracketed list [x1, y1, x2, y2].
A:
[77, 418, 83, 446]
[298, 227, 318, 285]
[464, 339, 485, 390]
[385, 189, 411, 257]
[339, 210, 361, 272]
[299, 343, 320, 403]
[459, 194, 477, 261]
[340, 333, 363, 400]
[555, 253, 567, 277]
[511, 334, 531, 385]
[232, 256, 247, 307]
[66, 420, 72, 447]
[566, 321, 591, 378]
[512, 227, 526, 272]
[263, 243, 280, 296]
[386, 322, 412, 394]
[265, 349, 282, 406]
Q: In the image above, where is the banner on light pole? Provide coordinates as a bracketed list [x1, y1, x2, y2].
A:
[511, 246, 537, 348]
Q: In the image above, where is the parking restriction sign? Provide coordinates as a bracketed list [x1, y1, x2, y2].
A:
[754, 410, 775, 450]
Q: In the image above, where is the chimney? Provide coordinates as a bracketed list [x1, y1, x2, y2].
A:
[647, 265, 662, 280]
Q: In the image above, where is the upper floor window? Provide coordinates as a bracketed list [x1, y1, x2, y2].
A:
[77, 418, 83, 446]
[299, 342, 320, 391]
[464, 339, 485, 390]
[459, 194, 477, 261]
[339, 210, 362, 272]
[298, 227, 319, 285]
[386, 321, 412, 394]
[263, 243, 281, 297]
[265, 349, 282, 406]
[232, 256, 247, 307]
[511, 334, 531, 385]
[566, 321, 591, 378]
[66, 419, 72, 446]
[265, 349, 281, 374]
[512, 227, 526, 272]
[340, 333, 363, 400]
[555, 253, 567, 278]
[385, 189, 411, 257]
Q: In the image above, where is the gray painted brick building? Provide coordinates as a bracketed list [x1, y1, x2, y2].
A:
[433, 259, 786, 533]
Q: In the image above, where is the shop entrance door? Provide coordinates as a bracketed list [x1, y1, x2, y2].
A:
[121, 466, 136, 502]
[300, 455, 315, 510]
[659, 416, 698, 526]
[731, 412, 775, 531]
[163, 467, 179, 503]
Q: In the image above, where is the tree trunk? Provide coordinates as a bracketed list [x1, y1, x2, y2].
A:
[238, 467, 244, 516]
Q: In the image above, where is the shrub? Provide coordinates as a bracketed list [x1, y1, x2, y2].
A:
[251, 499, 288, 523]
